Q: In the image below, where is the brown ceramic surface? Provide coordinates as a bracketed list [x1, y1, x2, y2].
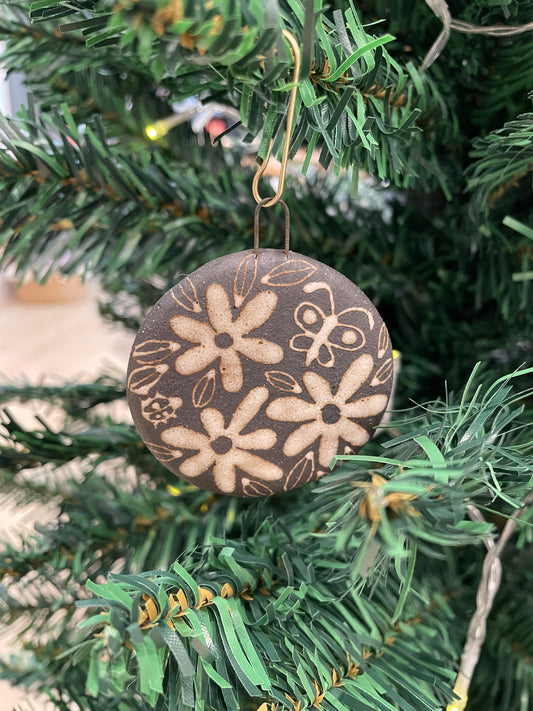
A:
[127, 249, 393, 496]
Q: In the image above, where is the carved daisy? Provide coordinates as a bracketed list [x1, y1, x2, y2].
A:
[160, 386, 283, 494]
[266, 354, 389, 468]
[170, 283, 283, 392]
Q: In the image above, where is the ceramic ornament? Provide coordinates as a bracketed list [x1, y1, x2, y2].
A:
[127, 248, 393, 497]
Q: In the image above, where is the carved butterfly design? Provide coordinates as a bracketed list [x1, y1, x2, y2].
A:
[290, 282, 374, 368]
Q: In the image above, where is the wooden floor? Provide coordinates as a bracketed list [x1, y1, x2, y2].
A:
[0, 273, 134, 710]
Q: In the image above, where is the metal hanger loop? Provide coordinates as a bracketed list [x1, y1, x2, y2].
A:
[254, 199, 290, 256]
[252, 30, 301, 209]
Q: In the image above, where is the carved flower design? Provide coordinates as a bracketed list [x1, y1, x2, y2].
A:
[266, 354, 389, 468]
[170, 283, 283, 392]
[160, 386, 283, 494]
[141, 392, 183, 427]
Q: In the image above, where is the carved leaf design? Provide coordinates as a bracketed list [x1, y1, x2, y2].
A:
[132, 339, 181, 364]
[284, 451, 315, 491]
[145, 441, 182, 462]
[192, 369, 216, 408]
[171, 277, 201, 313]
[260, 259, 318, 287]
[377, 323, 390, 359]
[265, 370, 302, 394]
[242, 478, 275, 497]
[127, 364, 169, 395]
[370, 358, 393, 387]
[233, 253, 258, 308]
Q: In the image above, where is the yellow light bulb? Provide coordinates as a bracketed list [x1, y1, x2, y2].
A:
[145, 125, 159, 140]
[448, 677, 468, 711]
[145, 114, 183, 140]
[447, 702, 467, 711]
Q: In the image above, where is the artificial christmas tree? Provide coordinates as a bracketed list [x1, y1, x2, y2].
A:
[0, 2, 532, 710]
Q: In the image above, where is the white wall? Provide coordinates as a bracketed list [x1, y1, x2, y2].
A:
[0, 41, 13, 114]
[0, 40, 27, 115]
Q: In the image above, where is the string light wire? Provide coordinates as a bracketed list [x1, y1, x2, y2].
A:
[423, 0, 533, 69]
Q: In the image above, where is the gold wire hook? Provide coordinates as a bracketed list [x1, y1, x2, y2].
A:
[252, 30, 301, 208]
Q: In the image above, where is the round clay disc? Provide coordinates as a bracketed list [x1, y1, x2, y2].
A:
[127, 249, 393, 496]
